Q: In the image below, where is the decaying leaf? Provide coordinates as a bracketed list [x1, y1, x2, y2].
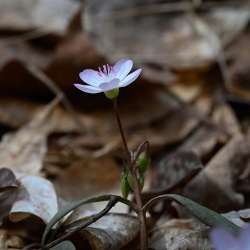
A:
[151, 151, 203, 192]
[0, 168, 19, 192]
[150, 219, 212, 250]
[54, 156, 120, 201]
[0, 229, 24, 250]
[0, 0, 80, 34]
[83, 0, 249, 83]
[0, 98, 60, 176]
[185, 132, 250, 211]
[50, 241, 76, 250]
[9, 175, 58, 224]
[80, 213, 139, 250]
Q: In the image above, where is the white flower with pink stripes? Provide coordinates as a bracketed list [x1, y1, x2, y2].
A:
[74, 59, 142, 99]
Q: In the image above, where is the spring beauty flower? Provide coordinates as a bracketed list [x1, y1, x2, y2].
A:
[210, 225, 250, 250]
[74, 59, 142, 99]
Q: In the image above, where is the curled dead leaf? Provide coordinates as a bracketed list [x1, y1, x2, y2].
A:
[9, 175, 58, 224]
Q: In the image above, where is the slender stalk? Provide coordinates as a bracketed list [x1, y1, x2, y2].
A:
[112, 99, 148, 250]
[132, 170, 148, 250]
[113, 99, 131, 160]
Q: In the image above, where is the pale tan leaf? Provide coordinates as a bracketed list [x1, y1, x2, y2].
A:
[9, 175, 58, 224]
[0, 98, 59, 176]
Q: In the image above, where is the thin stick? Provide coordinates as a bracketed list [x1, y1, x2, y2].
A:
[26, 64, 84, 131]
[103, 1, 240, 19]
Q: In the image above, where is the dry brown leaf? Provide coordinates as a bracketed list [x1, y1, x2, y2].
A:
[212, 104, 241, 136]
[149, 219, 212, 250]
[83, 0, 249, 84]
[0, 0, 80, 34]
[151, 151, 203, 192]
[0, 229, 24, 250]
[179, 124, 226, 160]
[0, 98, 60, 176]
[0, 98, 41, 128]
[185, 132, 250, 211]
[53, 156, 120, 202]
[0, 168, 19, 192]
[79, 213, 139, 250]
[9, 175, 58, 224]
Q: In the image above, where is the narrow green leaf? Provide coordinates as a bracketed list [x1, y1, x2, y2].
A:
[144, 194, 241, 234]
[41, 194, 133, 245]
[49, 241, 75, 250]
[120, 173, 131, 199]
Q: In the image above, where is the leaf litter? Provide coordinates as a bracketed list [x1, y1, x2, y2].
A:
[1, 0, 250, 249]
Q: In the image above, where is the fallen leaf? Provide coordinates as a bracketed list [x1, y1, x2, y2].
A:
[83, 0, 249, 84]
[80, 213, 139, 250]
[185, 133, 250, 211]
[0, 0, 80, 34]
[149, 219, 212, 250]
[0, 229, 24, 250]
[9, 175, 58, 224]
[49, 241, 75, 250]
[0, 168, 19, 192]
[151, 151, 203, 192]
[0, 98, 60, 176]
[53, 156, 120, 201]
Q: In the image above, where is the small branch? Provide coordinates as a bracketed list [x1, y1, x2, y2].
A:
[25, 64, 85, 131]
[105, 1, 241, 19]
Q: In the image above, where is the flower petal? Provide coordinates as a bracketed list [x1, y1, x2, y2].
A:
[113, 59, 133, 80]
[119, 69, 142, 88]
[74, 84, 102, 94]
[210, 228, 238, 250]
[79, 69, 104, 86]
[99, 78, 120, 91]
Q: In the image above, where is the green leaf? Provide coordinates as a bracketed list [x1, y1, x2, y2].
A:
[120, 173, 131, 199]
[41, 195, 132, 245]
[49, 241, 75, 250]
[144, 194, 241, 234]
[139, 175, 144, 190]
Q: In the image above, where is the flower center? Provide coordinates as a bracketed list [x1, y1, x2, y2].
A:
[98, 64, 113, 76]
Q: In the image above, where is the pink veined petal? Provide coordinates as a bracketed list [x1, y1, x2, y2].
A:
[99, 78, 120, 91]
[74, 84, 102, 94]
[210, 228, 239, 250]
[79, 69, 104, 86]
[113, 59, 133, 80]
[119, 69, 142, 88]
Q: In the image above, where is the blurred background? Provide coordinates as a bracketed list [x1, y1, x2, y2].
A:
[1, 1, 250, 249]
